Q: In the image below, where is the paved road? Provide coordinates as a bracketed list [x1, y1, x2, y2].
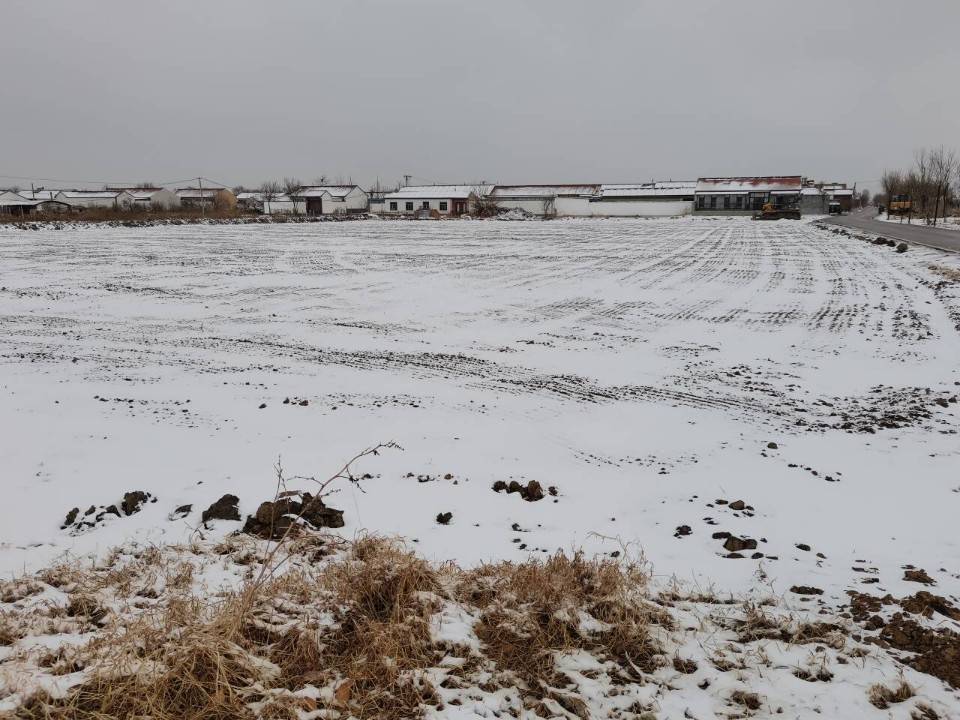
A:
[825, 208, 960, 253]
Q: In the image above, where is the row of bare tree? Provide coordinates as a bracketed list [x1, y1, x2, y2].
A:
[879, 147, 958, 225]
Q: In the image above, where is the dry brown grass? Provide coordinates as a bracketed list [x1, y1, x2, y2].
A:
[0, 206, 248, 225]
[458, 552, 662, 691]
[869, 679, 916, 709]
[928, 263, 960, 282]
[9, 539, 663, 720]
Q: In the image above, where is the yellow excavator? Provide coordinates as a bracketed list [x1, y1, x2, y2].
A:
[753, 201, 801, 221]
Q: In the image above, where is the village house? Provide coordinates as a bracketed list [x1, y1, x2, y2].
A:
[175, 187, 237, 210]
[821, 184, 854, 212]
[488, 185, 599, 217]
[0, 191, 70, 215]
[54, 189, 135, 210]
[235, 192, 297, 215]
[382, 185, 488, 217]
[295, 185, 368, 215]
[108, 188, 181, 210]
[590, 182, 696, 216]
[694, 176, 802, 215]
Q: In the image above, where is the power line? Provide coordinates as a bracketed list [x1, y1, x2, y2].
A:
[0, 172, 203, 188]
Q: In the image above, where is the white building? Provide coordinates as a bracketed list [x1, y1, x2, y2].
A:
[589, 182, 696, 216]
[175, 187, 237, 210]
[236, 192, 298, 215]
[122, 188, 180, 210]
[488, 185, 600, 217]
[694, 176, 802, 215]
[54, 190, 135, 210]
[296, 185, 368, 215]
[382, 185, 488, 216]
[0, 191, 71, 215]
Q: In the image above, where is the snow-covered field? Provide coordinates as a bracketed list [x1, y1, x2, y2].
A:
[1, 217, 959, 605]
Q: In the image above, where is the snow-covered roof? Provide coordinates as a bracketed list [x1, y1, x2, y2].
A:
[57, 190, 125, 199]
[0, 191, 31, 204]
[800, 187, 823, 196]
[0, 192, 69, 208]
[385, 185, 487, 200]
[599, 182, 696, 198]
[24, 190, 58, 201]
[297, 185, 360, 199]
[695, 176, 802, 194]
[490, 185, 599, 198]
[176, 188, 230, 199]
[236, 192, 294, 203]
[128, 189, 168, 200]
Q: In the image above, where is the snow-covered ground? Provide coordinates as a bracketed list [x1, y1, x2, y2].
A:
[1, 217, 959, 609]
[879, 211, 960, 230]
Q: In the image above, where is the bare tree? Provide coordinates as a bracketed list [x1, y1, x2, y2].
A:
[260, 180, 282, 214]
[880, 170, 902, 217]
[930, 146, 957, 226]
[470, 185, 498, 217]
[283, 177, 303, 215]
[912, 148, 939, 224]
[541, 196, 557, 218]
[859, 188, 871, 207]
[311, 176, 328, 186]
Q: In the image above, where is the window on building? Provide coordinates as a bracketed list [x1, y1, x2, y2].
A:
[405, 202, 414, 211]
[422, 201, 430, 209]
[697, 196, 705, 209]
[709, 196, 717, 209]
[439, 201, 448, 211]
[735, 196, 743, 209]
[389, 201, 397, 211]
[723, 196, 731, 210]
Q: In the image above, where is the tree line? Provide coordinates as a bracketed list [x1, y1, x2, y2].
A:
[878, 146, 958, 225]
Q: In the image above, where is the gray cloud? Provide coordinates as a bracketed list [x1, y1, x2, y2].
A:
[3, 0, 958, 192]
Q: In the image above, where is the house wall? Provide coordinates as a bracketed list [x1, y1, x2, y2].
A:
[263, 198, 296, 215]
[55, 193, 118, 209]
[492, 198, 554, 215]
[586, 199, 693, 217]
[342, 187, 369, 212]
[801, 194, 826, 215]
[384, 197, 459, 215]
[694, 193, 760, 215]
[136, 190, 180, 209]
[554, 196, 594, 217]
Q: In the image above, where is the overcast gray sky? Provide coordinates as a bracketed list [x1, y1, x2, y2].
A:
[3, 0, 958, 192]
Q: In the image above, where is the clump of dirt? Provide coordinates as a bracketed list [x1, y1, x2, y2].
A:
[242, 491, 344, 539]
[62, 491, 157, 534]
[202, 494, 241, 523]
[846, 589, 960, 690]
[880, 617, 960, 689]
[903, 568, 936, 585]
[168, 504, 192, 520]
[492, 480, 547, 502]
[722, 536, 757, 553]
[436, 512, 452, 525]
[899, 591, 960, 621]
[789, 586, 823, 596]
[819, 386, 957, 434]
[844, 591, 895, 622]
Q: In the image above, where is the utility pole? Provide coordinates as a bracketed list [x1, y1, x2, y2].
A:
[403, 174, 411, 187]
[198, 176, 204, 218]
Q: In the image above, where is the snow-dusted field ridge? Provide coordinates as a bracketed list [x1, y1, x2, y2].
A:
[1, 217, 959, 603]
